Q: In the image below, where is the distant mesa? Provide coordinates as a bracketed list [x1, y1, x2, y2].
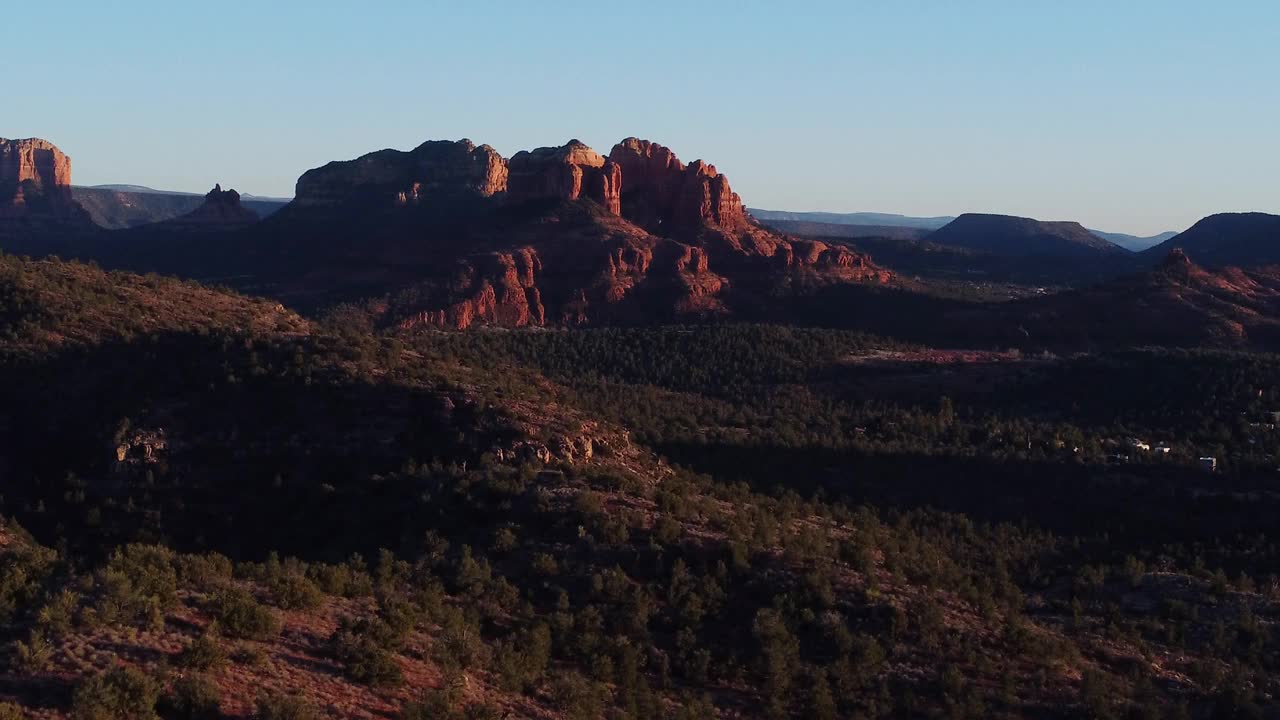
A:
[927, 213, 1128, 258]
[755, 219, 935, 242]
[750, 208, 1178, 253]
[749, 209, 955, 231]
[1142, 212, 1280, 267]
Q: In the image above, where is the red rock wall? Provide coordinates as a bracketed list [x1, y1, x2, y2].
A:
[0, 138, 72, 191]
[608, 138, 748, 234]
[507, 140, 621, 214]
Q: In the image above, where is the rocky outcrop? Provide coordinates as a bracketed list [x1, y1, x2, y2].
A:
[295, 139, 508, 207]
[398, 248, 546, 330]
[114, 428, 168, 466]
[607, 138, 748, 234]
[507, 140, 621, 214]
[162, 184, 260, 228]
[785, 239, 893, 281]
[0, 138, 89, 224]
[1, 138, 72, 191]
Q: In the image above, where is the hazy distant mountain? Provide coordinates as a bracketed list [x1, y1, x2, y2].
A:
[88, 183, 184, 194]
[85, 184, 291, 202]
[1089, 229, 1178, 252]
[751, 208, 1175, 253]
[758, 219, 933, 241]
[1142, 212, 1280, 267]
[73, 185, 289, 229]
[748, 209, 954, 230]
[928, 213, 1129, 258]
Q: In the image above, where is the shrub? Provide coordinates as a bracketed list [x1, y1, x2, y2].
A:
[177, 628, 226, 670]
[35, 589, 80, 637]
[0, 541, 58, 624]
[71, 666, 160, 720]
[232, 644, 268, 667]
[400, 684, 460, 720]
[401, 680, 499, 720]
[159, 674, 222, 720]
[0, 702, 23, 720]
[209, 588, 279, 640]
[493, 623, 552, 691]
[253, 692, 318, 720]
[551, 672, 608, 720]
[432, 609, 488, 671]
[268, 573, 323, 611]
[92, 546, 179, 630]
[328, 620, 404, 687]
[307, 558, 372, 598]
[104, 545, 178, 609]
[10, 629, 53, 672]
[175, 553, 234, 591]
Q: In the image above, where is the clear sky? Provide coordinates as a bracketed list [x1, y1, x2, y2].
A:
[8, 1, 1278, 235]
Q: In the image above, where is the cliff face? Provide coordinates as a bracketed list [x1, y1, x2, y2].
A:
[294, 139, 508, 207]
[0, 138, 88, 224]
[0, 138, 72, 191]
[507, 140, 621, 214]
[398, 248, 546, 330]
[607, 138, 747, 234]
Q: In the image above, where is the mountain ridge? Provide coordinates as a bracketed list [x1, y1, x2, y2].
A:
[927, 212, 1129, 258]
[1142, 212, 1280, 267]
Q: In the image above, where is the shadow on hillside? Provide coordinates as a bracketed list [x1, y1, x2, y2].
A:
[0, 331, 517, 562]
[655, 441, 1280, 560]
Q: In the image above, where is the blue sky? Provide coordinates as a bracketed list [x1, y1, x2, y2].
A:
[8, 1, 1278, 234]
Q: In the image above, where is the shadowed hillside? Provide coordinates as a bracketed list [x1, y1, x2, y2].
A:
[1143, 212, 1280, 267]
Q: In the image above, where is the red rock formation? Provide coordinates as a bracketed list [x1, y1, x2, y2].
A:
[507, 140, 620, 213]
[399, 248, 546, 330]
[607, 138, 748, 234]
[0, 138, 85, 222]
[162, 184, 260, 228]
[1, 138, 71, 189]
[591, 160, 622, 215]
[295, 139, 507, 206]
[274, 134, 888, 331]
[676, 160, 746, 231]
